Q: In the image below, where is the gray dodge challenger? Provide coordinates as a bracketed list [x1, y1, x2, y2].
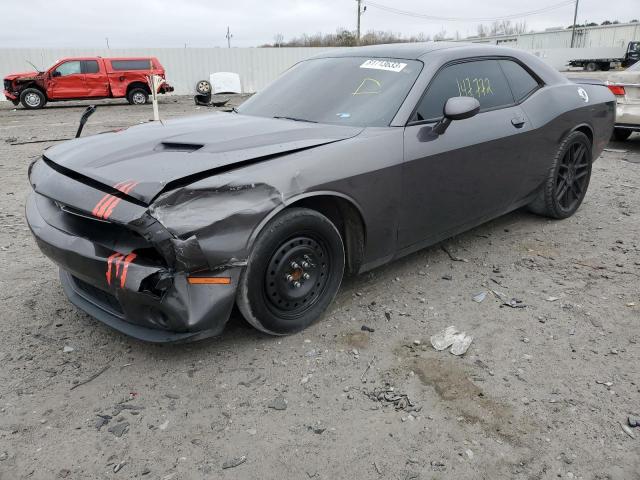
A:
[26, 43, 615, 342]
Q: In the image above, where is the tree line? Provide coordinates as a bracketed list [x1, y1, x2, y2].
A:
[260, 19, 639, 47]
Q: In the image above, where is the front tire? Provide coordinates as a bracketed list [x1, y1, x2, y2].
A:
[20, 88, 46, 109]
[612, 128, 632, 141]
[237, 208, 345, 335]
[528, 131, 592, 219]
[127, 88, 148, 105]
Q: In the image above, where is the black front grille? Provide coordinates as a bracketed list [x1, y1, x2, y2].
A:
[3, 79, 12, 91]
[72, 276, 124, 315]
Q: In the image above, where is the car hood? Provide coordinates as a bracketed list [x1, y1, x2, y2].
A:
[45, 112, 363, 205]
[4, 71, 41, 81]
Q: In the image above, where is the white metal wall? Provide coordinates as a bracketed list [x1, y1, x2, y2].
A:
[0, 47, 336, 99]
[463, 22, 640, 50]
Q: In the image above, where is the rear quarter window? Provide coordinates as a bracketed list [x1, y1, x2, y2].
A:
[109, 59, 151, 71]
[412, 59, 514, 122]
[499, 60, 540, 102]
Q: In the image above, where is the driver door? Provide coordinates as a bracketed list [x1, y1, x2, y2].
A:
[399, 59, 534, 249]
[48, 60, 86, 99]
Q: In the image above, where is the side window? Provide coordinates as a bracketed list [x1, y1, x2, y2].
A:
[412, 59, 514, 122]
[499, 60, 539, 102]
[83, 60, 100, 74]
[54, 61, 81, 77]
[110, 59, 151, 71]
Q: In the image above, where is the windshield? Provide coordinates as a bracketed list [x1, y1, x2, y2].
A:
[238, 57, 422, 127]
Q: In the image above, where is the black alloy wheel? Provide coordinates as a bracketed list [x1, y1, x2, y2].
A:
[554, 140, 591, 213]
[528, 130, 592, 219]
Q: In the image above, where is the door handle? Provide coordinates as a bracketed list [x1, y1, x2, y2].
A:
[511, 117, 526, 128]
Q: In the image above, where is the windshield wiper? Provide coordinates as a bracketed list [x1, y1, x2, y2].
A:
[273, 116, 317, 123]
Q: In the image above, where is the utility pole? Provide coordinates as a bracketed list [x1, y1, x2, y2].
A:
[356, 0, 366, 44]
[105, 37, 110, 49]
[226, 26, 233, 48]
[570, 0, 579, 48]
[357, 0, 361, 44]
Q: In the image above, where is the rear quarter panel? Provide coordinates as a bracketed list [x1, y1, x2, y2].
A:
[518, 83, 615, 195]
[105, 59, 152, 98]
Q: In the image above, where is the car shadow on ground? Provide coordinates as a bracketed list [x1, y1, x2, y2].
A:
[608, 133, 640, 160]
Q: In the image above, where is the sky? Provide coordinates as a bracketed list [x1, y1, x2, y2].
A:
[0, 0, 636, 48]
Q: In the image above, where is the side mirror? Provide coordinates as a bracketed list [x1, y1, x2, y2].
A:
[432, 96, 480, 135]
[52, 71, 61, 78]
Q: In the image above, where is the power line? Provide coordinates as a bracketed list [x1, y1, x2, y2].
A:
[364, 0, 576, 23]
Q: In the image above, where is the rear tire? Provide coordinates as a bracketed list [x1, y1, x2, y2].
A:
[237, 208, 345, 335]
[528, 131, 592, 219]
[127, 87, 148, 105]
[612, 128, 632, 141]
[20, 88, 46, 109]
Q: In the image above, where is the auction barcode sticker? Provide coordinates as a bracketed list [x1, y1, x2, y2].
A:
[360, 59, 407, 72]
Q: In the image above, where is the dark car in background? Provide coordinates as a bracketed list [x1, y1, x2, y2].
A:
[25, 43, 615, 342]
[3, 56, 173, 109]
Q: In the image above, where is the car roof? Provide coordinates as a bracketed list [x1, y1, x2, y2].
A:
[309, 42, 568, 86]
[311, 42, 481, 61]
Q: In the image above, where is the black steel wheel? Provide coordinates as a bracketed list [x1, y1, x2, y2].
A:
[237, 208, 345, 335]
[264, 236, 330, 319]
[528, 130, 592, 219]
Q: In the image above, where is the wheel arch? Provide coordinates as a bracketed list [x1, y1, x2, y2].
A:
[19, 82, 48, 99]
[249, 191, 367, 276]
[571, 123, 594, 153]
[126, 81, 151, 95]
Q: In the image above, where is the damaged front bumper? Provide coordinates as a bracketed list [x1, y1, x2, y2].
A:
[3, 89, 18, 102]
[26, 192, 241, 342]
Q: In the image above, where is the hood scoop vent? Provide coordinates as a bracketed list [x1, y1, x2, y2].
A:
[156, 142, 203, 153]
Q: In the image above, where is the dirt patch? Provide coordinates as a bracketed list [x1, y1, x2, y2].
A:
[342, 331, 370, 349]
[411, 355, 529, 445]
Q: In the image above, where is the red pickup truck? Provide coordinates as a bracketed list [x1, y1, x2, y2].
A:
[3, 57, 174, 109]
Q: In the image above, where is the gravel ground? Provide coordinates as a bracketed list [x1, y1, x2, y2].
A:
[0, 95, 639, 480]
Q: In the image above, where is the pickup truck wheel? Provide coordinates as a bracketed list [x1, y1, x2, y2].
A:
[612, 128, 632, 141]
[20, 88, 46, 109]
[127, 88, 148, 105]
